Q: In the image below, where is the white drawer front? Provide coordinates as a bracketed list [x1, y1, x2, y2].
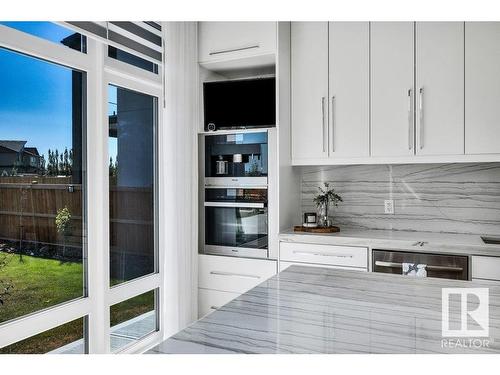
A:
[279, 261, 367, 273]
[199, 254, 277, 293]
[280, 242, 368, 269]
[198, 288, 240, 318]
[472, 256, 500, 281]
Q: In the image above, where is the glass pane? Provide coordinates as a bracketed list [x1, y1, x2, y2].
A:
[110, 290, 156, 352]
[108, 46, 158, 74]
[0, 22, 86, 52]
[0, 48, 85, 324]
[0, 317, 85, 354]
[205, 207, 268, 249]
[109, 85, 156, 286]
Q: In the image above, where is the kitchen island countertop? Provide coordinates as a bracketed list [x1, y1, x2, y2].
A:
[148, 266, 500, 354]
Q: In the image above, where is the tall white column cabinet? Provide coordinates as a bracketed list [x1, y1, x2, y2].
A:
[415, 22, 464, 156]
[370, 22, 415, 157]
[291, 22, 370, 163]
[465, 22, 500, 155]
[329, 22, 370, 157]
[291, 22, 329, 161]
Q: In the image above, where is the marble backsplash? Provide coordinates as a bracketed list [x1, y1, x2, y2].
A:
[300, 163, 500, 236]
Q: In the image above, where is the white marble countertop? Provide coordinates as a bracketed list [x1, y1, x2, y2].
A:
[148, 266, 500, 354]
[279, 227, 500, 257]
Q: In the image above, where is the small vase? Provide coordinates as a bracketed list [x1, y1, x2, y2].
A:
[317, 202, 331, 227]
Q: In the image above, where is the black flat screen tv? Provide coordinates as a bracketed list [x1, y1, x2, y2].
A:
[203, 77, 276, 131]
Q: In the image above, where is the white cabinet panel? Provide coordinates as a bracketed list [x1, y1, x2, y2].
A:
[371, 22, 415, 157]
[198, 254, 277, 294]
[280, 242, 368, 269]
[291, 22, 329, 161]
[465, 22, 500, 154]
[416, 22, 464, 156]
[279, 261, 367, 273]
[329, 22, 370, 158]
[198, 288, 239, 318]
[472, 256, 500, 281]
[198, 22, 276, 64]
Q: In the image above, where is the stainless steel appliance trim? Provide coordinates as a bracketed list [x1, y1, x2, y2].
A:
[209, 270, 261, 279]
[204, 245, 268, 259]
[209, 44, 260, 56]
[204, 186, 268, 190]
[374, 260, 463, 272]
[293, 250, 354, 258]
[204, 201, 265, 208]
[205, 176, 268, 187]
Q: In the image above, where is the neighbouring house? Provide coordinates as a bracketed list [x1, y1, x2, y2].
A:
[0, 140, 42, 175]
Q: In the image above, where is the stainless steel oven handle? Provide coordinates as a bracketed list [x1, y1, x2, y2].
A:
[210, 271, 261, 279]
[374, 261, 463, 272]
[293, 250, 353, 258]
[204, 202, 265, 208]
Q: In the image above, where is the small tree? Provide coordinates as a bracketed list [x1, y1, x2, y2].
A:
[0, 253, 13, 306]
[55, 206, 72, 257]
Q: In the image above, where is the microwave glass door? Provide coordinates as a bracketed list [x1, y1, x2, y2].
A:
[205, 132, 268, 179]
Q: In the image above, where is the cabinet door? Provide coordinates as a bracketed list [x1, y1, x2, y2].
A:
[371, 22, 415, 157]
[465, 22, 500, 154]
[198, 22, 276, 63]
[291, 22, 329, 161]
[416, 22, 464, 155]
[328, 22, 370, 158]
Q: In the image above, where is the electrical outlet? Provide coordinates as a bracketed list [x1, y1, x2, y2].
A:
[384, 200, 395, 214]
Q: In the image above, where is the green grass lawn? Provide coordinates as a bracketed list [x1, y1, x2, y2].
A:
[0, 252, 83, 324]
[0, 252, 154, 354]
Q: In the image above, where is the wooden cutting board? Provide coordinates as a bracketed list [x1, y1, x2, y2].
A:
[293, 225, 340, 233]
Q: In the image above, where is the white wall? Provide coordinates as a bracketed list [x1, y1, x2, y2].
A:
[162, 22, 199, 337]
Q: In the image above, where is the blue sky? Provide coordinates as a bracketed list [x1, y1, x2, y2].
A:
[0, 22, 75, 160]
[0, 22, 121, 163]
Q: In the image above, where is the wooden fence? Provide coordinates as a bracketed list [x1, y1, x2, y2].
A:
[0, 176, 153, 269]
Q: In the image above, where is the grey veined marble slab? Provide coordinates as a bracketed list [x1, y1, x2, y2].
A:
[148, 266, 500, 354]
[300, 163, 500, 236]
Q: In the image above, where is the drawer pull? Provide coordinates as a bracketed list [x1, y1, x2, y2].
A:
[292, 250, 354, 258]
[209, 270, 261, 279]
[375, 261, 463, 272]
[210, 306, 220, 310]
[209, 44, 260, 56]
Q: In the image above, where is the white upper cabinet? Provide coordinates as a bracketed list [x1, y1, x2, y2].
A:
[416, 22, 464, 156]
[465, 22, 500, 154]
[329, 22, 370, 158]
[371, 22, 415, 157]
[198, 22, 276, 69]
[291, 22, 329, 161]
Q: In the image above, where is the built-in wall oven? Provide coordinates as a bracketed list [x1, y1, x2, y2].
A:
[201, 131, 269, 259]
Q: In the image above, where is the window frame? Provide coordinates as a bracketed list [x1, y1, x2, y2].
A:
[0, 23, 165, 354]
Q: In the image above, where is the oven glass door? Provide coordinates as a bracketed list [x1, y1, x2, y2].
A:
[205, 205, 268, 252]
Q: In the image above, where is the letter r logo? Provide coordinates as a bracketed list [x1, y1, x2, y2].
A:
[442, 288, 489, 337]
